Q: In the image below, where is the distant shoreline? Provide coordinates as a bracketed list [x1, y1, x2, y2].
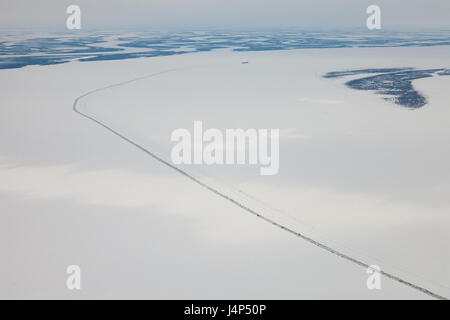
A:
[1, 30, 450, 70]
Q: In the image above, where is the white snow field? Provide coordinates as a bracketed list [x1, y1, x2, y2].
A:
[1, 45, 449, 299]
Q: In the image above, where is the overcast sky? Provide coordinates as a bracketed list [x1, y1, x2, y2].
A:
[0, 0, 449, 31]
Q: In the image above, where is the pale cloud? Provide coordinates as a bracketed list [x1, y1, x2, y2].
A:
[279, 127, 312, 140]
[0, 158, 285, 245]
[2, 156, 446, 235]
